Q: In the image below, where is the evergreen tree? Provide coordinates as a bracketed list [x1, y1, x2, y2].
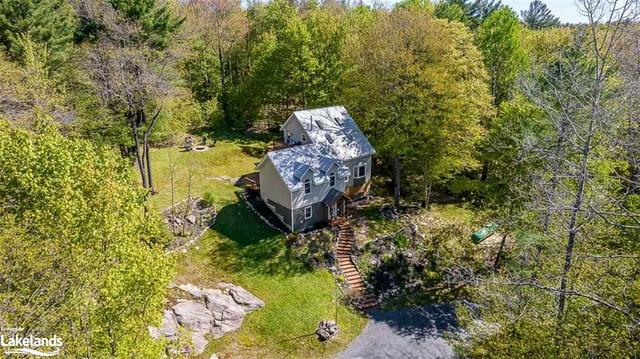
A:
[521, 0, 560, 29]
[0, 0, 77, 66]
[435, 0, 503, 28]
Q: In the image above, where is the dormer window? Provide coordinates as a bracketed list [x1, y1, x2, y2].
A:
[304, 179, 311, 194]
[329, 172, 336, 187]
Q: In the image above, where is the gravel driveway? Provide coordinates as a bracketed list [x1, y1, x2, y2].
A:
[336, 304, 460, 359]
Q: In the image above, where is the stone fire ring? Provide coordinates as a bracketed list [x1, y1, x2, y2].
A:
[192, 145, 209, 152]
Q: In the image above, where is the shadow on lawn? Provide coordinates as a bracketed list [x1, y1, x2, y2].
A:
[208, 198, 312, 277]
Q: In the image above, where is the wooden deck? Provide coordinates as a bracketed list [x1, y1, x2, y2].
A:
[242, 171, 260, 191]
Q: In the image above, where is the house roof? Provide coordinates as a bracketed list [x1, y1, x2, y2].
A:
[322, 188, 344, 206]
[264, 144, 345, 191]
[289, 106, 376, 161]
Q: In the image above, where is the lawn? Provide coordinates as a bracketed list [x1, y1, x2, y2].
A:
[148, 131, 366, 358]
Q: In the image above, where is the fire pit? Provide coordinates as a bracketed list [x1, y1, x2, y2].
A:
[192, 145, 209, 152]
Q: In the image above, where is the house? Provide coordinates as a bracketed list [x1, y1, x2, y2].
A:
[255, 106, 376, 232]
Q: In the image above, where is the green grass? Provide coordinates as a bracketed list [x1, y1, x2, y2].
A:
[148, 132, 366, 358]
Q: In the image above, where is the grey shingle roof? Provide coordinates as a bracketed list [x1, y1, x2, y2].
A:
[322, 188, 344, 206]
[291, 106, 376, 161]
[266, 144, 346, 191]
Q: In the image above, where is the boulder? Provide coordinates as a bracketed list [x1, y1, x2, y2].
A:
[178, 283, 204, 299]
[186, 214, 197, 224]
[191, 331, 209, 354]
[204, 289, 246, 337]
[316, 320, 339, 341]
[223, 284, 265, 311]
[159, 309, 179, 338]
[172, 301, 214, 335]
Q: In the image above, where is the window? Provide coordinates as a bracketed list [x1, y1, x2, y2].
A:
[329, 172, 336, 187]
[304, 179, 311, 194]
[286, 131, 291, 144]
[304, 206, 312, 219]
[354, 163, 366, 179]
[302, 134, 307, 142]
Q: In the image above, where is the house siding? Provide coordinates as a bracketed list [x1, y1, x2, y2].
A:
[292, 202, 328, 231]
[259, 158, 292, 226]
[267, 199, 292, 225]
[344, 155, 372, 193]
[282, 116, 308, 145]
[291, 162, 347, 209]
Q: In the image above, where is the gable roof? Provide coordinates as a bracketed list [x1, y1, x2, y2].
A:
[263, 144, 344, 191]
[288, 106, 376, 161]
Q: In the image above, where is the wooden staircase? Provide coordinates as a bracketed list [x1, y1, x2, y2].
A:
[333, 218, 378, 310]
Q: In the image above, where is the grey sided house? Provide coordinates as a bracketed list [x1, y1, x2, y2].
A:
[256, 106, 376, 232]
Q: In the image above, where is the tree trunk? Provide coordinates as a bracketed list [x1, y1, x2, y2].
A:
[422, 180, 432, 209]
[480, 163, 489, 182]
[493, 233, 508, 270]
[393, 157, 401, 207]
[130, 117, 147, 189]
[217, 33, 231, 126]
[144, 135, 155, 194]
[557, 104, 595, 321]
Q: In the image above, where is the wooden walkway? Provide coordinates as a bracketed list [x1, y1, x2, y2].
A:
[333, 218, 378, 310]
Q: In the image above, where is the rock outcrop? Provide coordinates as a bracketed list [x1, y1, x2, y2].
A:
[149, 283, 264, 355]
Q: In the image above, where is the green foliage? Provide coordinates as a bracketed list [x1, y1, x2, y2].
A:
[393, 0, 435, 13]
[0, 120, 173, 357]
[436, 0, 503, 28]
[182, 41, 221, 105]
[231, 0, 349, 127]
[108, 0, 183, 48]
[0, 0, 77, 66]
[479, 96, 549, 204]
[342, 9, 492, 202]
[475, 7, 527, 106]
[149, 92, 204, 145]
[434, 1, 466, 23]
[521, 0, 561, 29]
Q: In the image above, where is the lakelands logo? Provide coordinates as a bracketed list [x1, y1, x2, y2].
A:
[1, 334, 63, 357]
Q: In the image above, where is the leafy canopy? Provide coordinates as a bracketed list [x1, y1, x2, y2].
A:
[0, 119, 173, 357]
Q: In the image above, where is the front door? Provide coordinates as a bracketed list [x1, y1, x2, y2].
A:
[328, 203, 337, 219]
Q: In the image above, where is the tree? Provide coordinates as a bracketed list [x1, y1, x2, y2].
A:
[83, 1, 179, 193]
[475, 7, 526, 181]
[476, 7, 526, 108]
[342, 9, 492, 207]
[521, 0, 560, 29]
[0, 38, 71, 126]
[0, 0, 77, 66]
[185, 0, 247, 125]
[451, 0, 640, 356]
[435, 0, 503, 28]
[238, 0, 321, 126]
[0, 119, 173, 357]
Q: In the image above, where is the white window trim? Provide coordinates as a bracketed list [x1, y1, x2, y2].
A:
[353, 163, 366, 179]
[304, 206, 312, 219]
[304, 179, 311, 194]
